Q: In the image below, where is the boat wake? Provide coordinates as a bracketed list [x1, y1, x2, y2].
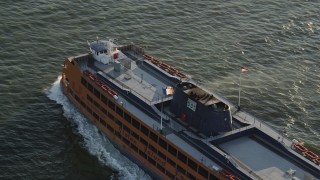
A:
[47, 76, 151, 180]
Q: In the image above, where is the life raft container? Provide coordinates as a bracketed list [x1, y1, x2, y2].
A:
[108, 90, 118, 100]
[159, 63, 170, 70]
[89, 75, 96, 81]
[84, 70, 92, 77]
[101, 84, 110, 92]
[303, 150, 319, 160]
[143, 54, 153, 60]
[293, 144, 308, 154]
[219, 169, 232, 177]
[176, 72, 187, 78]
[95, 79, 103, 87]
[151, 59, 160, 65]
[168, 67, 177, 75]
[313, 157, 320, 165]
[229, 176, 240, 180]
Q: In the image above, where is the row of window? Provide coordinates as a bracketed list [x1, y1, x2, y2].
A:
[78, 92, 179, 178]
[81, 76, 219, 180]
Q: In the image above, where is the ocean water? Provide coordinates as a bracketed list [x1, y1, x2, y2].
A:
[0, 0, 319, 179]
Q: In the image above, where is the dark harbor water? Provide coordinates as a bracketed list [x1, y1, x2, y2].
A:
[0, 1, 319, 179]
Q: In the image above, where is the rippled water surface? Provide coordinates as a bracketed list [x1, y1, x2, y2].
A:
[1, 0, 319, 179]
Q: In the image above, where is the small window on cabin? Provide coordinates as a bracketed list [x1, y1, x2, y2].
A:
[69, 89, 74, 96]
[131, 144, 138, 152]
[115, 118, 122, 127]
[177, 165, 186, 175]
[87, 94, 93, 103]
[108, 113, 114, 121]
[75, 95, 80, 103]
[115, 131, 121, 138]
[157, 163, 165, 173]
[158, 138, 167, 150]
[178, 151, 187, 163]
[123, 124, 130, 133]
[81, 77, 87, 87]
[124, 112, 131, 123]
[86, 106, 92, 114]
[80, 100, 86, 108]
[149, 131, 158, 143]
[100, 118, 106, 126]
[93, 112, 99, 120]
[188, 159, 198, 170]
[101, 95, 108, 105]
[140, 137, 148, 146]
[94, 88, 100, 99]
[187, 173, 196, 180]
[157, 151, 166, 161]
[116, 106, 123, 117]
[121, 137, 130, 144]
[93, 100, 100, 109]
[166, 171, 174, 179]
[87, 83, 93, 93]
[148, 144, 157, 153]
[108, 101, 115, 111]
[168, 145, 177, 157]
[131, 131, 139, 140]
[198, 166, 208, 178]
[101, 107, 108, 116]
[139, 150, 147, 159]
[148, 157, 156, 166]
[132, 118, 140, 130]
[209, 174, 219, 180]
[167, 157, 176, 167]
[141, 125, 149, 137]
[107, 124, 114, 133]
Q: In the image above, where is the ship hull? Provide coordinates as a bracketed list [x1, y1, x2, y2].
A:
[60, 80, 163, 180]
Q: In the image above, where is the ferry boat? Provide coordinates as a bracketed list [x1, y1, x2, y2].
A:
[60, 38, 320, 180]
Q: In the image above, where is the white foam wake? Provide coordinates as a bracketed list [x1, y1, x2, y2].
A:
[47, 76, 151, 180]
